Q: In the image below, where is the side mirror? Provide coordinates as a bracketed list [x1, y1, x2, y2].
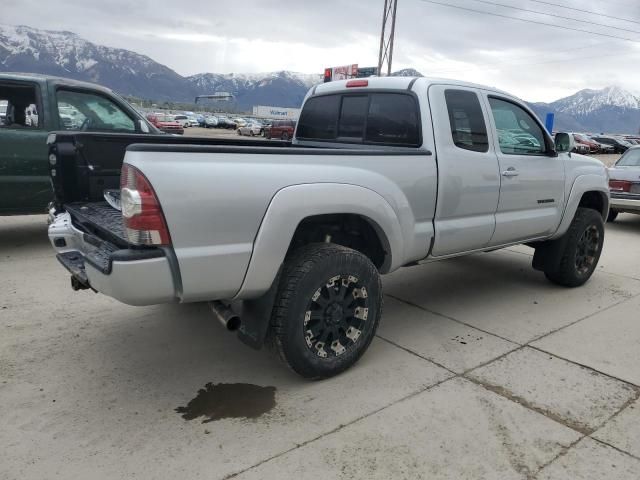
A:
[555, 132, 574, 153]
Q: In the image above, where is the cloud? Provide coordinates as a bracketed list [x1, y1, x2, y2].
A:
[3, 0, 640, 101]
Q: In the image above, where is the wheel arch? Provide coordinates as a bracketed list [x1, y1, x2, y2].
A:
[233, 183, 405, 300]
[551, 175, 609, 240]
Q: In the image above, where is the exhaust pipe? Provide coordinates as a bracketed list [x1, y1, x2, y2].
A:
[210, 301, 241, 331]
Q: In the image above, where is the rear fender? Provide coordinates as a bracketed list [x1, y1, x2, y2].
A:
[233, 183, 405, 300]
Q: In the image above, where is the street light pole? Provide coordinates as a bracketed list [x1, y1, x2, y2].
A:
[377, 0, 398, 76]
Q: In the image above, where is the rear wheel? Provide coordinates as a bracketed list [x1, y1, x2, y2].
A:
[544, 207, 604, 287]
[281, 132, 290, 141]
[607, 209, 618, 222]
[270, 243, 382, 379]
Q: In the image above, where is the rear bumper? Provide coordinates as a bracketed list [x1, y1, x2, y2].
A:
[610, 195, 640, 212]
[49, 212, 178, 306]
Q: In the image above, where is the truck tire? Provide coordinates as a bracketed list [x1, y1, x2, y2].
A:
[544, 207, 604, 287]
[270, 243, 382, 379]
[607, 209, 618, 222]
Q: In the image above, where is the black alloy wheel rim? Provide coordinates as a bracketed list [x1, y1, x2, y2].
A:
[575, 225, 600, 275]
[304, 274, 369, 359]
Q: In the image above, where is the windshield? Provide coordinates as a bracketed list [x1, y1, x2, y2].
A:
[617, 149, 640, 167]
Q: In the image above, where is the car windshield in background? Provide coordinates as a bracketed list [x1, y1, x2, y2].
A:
[297, 92, 420, 146]
[617, 149, 640, 166]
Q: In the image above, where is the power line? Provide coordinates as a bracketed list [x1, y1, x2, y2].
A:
[420, 40, 621, 75]
[418, 0, 640, 44]
[468, 0, 640, 35]
[526, 0, 640, 26]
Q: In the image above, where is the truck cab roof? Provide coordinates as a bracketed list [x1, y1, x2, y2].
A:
[0, 72, 118, 95]
[311, 76, 513, 99]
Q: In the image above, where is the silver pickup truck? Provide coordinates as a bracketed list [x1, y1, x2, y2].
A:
[48, 76, 609, 379]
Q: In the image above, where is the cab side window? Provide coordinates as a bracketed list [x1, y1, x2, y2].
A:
[489, 97, 546, 155]
[444, 89, 488, 152]
[0, 84, 41, 129]
[56, 90, 135, 132]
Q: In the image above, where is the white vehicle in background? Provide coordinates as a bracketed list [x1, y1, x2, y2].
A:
[606, 146, 640, 222]
[232, 117, 247, 128]
[237, 122, 262, 136]
[0, 100, 7, 125]
[204, 115, 219, 128]
[173, 115, 190, 128]
[187, 115, 200, 127]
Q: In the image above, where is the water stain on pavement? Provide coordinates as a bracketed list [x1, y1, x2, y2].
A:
[175, 383, 276, 423]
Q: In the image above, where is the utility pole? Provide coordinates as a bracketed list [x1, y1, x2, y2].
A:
[377, 0, 398, 77]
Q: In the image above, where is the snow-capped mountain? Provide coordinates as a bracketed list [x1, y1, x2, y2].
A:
[529, 86, 640, 134]
[2, 24, 639, 132]
[0, 24, 320, 108]
[391, 68, 424, 77]
[187, 71, 321, 109]
[553, 86, 640, 116]
[0, 24, 190, 101]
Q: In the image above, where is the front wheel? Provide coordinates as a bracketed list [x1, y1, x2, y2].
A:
[270, 243, 382, 379]
[544, 207, 605, 287]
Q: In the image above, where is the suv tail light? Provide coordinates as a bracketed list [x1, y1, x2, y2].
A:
[120, 164, 171, 246]
[609, 180, 632, 193]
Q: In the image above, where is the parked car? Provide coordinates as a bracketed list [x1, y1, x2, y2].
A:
[173, 114, 191, 128]
[606, 146, 640, 222]
[232, 117, 247, 128]
[187, 115, 200, 127]
[146, 113, 184, 135]
[265, 119, 296, 140]
[237, 122, 262, 136]
[591, 135, 630, 154]
[588, 137, 615, 154]
[573, 133, 599, 153]
[48, 76, 609, 379]
[0, 72, 159, 215]
[216, 116, 236, 129]
[204, 115, 218, 128]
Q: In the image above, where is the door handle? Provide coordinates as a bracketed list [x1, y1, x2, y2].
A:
[502, 167, 519, 177]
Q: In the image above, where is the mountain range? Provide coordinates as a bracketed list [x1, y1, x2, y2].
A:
[1, 24, 639, 133]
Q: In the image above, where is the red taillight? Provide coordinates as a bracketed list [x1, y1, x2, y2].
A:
[346, 79, 368, 88]
[120, 164, 171, 245]
[609, 180, 632, 193]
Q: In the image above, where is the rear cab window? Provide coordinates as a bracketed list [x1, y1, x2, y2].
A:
[444, 89, 488, 152]
[297, 91, 421, 147]
[0, 82, 42, 129]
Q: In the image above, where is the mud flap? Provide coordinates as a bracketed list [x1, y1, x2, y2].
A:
[236, 272, 281, 350]
[532, 235, 570, 273]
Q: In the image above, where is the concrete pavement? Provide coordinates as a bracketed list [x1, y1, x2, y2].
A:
[1, 213, 640, 479]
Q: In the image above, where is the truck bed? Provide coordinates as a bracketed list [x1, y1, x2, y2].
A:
[49, 131, 290, 207]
